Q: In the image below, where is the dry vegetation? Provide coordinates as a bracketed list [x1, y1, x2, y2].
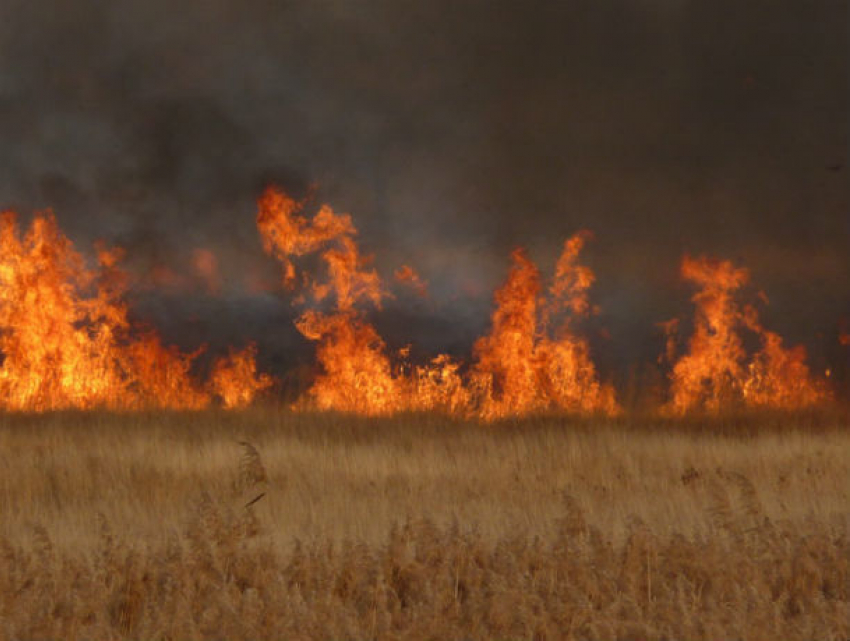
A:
[0, 409, 847, 640]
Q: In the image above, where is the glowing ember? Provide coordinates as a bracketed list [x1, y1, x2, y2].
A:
[0, 210, 269, 411]
[664, 256, 829, 414]
[192, 248, 222, 295]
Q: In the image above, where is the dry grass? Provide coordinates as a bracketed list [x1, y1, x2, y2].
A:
[0, 409, 847, 640]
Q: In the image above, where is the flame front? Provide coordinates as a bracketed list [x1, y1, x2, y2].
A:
[0, 194, 834, 417]
[470, 236, 619, 419]
[664, 256, 828, 414]
[257, 187, 617, 419]
[209, 343, 273, 409]
[0, 210, 269, 411]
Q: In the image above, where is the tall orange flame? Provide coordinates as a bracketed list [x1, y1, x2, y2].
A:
[664, 256, 828, 414]
[0, 210, 269, 411]
[470, 236, 619, 419]
[257, 188, 402, 414]
[257, 188, 617, 419]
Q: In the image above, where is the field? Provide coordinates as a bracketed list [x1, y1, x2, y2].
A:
[0, 409, 847, 640]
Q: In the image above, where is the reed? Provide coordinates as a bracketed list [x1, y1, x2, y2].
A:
[0, 409, 846, 639]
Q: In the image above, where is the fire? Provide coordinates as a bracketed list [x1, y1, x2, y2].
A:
[257, 188, 407, 414]
[469, 236, 619, 419]
[406, 353, 472, 414]
[257, 187, 617, 419]
[256, 188, 358, 290]
[295, 310, 401, 414]
[664, 256, 828, 414]
[209, 343, 273, 409]
[0, 210, 269, 411]
[469, 249, 541, 418]
[1, 193, 833, 418]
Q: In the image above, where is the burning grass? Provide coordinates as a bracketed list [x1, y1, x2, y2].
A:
[0, 192, 840, 419]
[0, 211, 271, 411]
[0, 409, 847, 640]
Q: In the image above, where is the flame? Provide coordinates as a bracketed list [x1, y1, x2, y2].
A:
[469, 237, 619, 419]
[0, 210, 269, 411]
[257, 187, 617, 420]
[209, 343, 273, 408]
[407, 353, 472, 414]
[256, 188, 358, 290]
[11, 190, 836, 417]
[295, 310, 401, 414]
[664, 255, 829, 414]
[257, 187, 403, 414]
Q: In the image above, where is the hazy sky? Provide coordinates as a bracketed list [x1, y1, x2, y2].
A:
[0, 0, 847, 380]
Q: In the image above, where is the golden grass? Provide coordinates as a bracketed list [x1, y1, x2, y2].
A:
[0, 409, 847, 639]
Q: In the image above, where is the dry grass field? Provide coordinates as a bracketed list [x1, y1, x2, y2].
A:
[0, 409, 847, 640]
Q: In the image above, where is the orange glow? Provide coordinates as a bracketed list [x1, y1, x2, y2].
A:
[146, 265, 187, 292]
[394, 265, 428, 297]
[243, 268, 278, 296]
[192, 248, 222, 294]
[0, 210, 269, 411]
[664, 256, 828, 414]
[840, 332, 850, 347]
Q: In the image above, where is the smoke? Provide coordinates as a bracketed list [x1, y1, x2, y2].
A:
[0, 0, 847, 389]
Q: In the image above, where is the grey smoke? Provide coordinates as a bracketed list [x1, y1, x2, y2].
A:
[0, 1, 846, 394]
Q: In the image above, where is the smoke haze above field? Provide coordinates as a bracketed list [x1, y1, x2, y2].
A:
[0, 0, 847, 381]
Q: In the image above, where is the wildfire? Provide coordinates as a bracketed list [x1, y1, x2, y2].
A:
[469, 236, 619, 419]
[0, 192, 834, 419]
[663, 256, 828, 414]
[0, 210, 270, 411]
[257, 187, 402, 414]
[257, 187, 617, 419]
[209, 343, 273, 409]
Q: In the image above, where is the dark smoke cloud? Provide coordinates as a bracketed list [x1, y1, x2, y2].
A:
[0, 1, 847, 390]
